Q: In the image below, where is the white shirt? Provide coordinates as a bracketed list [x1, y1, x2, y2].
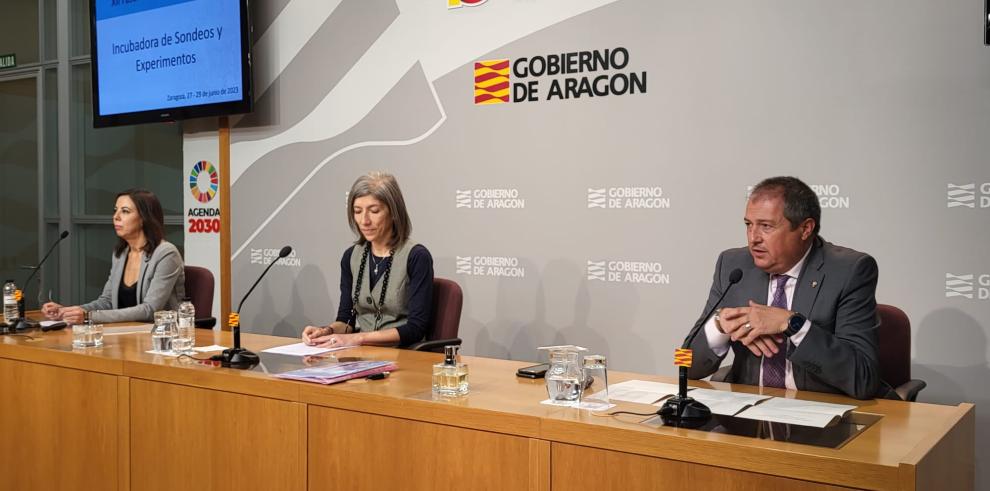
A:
[703, 245, 813, 390]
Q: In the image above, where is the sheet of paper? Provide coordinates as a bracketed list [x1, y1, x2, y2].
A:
[681, 388, 772, 416]
[102, 324, 153, 335]
[607, 380, 681, 404]
[260, 342, 350, 356]
[192, 345, 227, 352]
[145, 350, 181, 357]
[539, 399, 615, 411]
[39, 320, 61, 327]
[735, 397, 858, 428]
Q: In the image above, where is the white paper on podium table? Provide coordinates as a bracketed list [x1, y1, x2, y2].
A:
[260, 342, 350, 356]
[145, 350, 181, 357]
[607, 380, 681, 404]
[734, 397, 857, 428]
[192, 345, 227, 352]
[681, 388, 772, 416]
[539, 399, 616, 411]
[102, 324, 153, 335]
[39, 320, 60, 327]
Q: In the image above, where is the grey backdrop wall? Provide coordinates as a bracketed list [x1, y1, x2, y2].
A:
[184, 0, 989, 486]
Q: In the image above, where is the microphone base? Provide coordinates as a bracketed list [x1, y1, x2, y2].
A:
[14, 319, 39, 331]
[213, 347, 260, 370]
[658, 395, 712, 429]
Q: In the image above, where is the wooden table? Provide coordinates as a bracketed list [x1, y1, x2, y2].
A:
[0, 325, 973, 490]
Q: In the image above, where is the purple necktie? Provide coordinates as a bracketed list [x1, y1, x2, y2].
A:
[761, 274, 790, 388]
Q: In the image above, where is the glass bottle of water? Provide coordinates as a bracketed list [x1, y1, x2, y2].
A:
[151, 310, 178, 353]
[174, 298, 196, 353]
[3, 280, 19, 324]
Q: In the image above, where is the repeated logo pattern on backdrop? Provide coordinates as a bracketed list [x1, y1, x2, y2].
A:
[587, 186, 669, 209]
[945, 273, 989, 300]
[456, 256, 525, 278]
[947, 183, 990, 208]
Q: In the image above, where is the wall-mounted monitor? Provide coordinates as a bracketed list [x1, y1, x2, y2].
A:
[89, 0, 252, 128]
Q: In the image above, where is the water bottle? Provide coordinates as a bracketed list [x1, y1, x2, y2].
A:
[174, 298, 196, 352]
[3, 280, 19, 324]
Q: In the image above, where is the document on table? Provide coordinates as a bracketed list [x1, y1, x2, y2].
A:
[103, 324, 153, 335]
[735, 397, 858, 428]
[260, 342, 350, 356]
[679, 388, 772, 416]
[608, 380, 682, 404]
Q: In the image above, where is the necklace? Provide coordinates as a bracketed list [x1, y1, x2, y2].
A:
[371, 254, 383, 275]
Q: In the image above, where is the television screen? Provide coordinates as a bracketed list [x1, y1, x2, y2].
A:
[89, 0, 252, 127]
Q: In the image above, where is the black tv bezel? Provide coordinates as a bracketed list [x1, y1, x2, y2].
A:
[88, 0, 253, 128]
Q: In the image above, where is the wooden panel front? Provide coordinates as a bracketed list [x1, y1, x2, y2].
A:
[130, 379, 305, 491]
[551, 443, 856, 491]
[0, 358, 120, 491]
[309, 406, 550, 491]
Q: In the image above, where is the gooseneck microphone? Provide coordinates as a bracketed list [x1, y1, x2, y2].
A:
[659, 268, 743, 428]
[15, 230, 70, 331]
[215, 245, 292, 369]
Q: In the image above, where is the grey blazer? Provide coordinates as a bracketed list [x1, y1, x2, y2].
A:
[80, 241, 185, 323]
[686, 237, 882, 400]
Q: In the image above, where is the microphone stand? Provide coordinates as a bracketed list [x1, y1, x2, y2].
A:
[214, 246, 292, 369]
[14, 231, 69, 331]
[658, 269, 743, 428]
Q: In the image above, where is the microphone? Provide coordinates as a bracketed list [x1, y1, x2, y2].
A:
[15, 230, 69, 331]
[659, 268, 743, 428]
[214, 245, 292, 369]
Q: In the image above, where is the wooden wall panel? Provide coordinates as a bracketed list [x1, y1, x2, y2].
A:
[129, 379, 305, 491]
[551, 442, 856, 491]
[309, 406, 549, 491]
[0, 358, 119, 491]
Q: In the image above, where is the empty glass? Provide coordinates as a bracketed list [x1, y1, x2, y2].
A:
[581, 354, 610, 409]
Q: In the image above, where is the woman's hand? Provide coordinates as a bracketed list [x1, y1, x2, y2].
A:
[60, 306, 87, 325]
[311, 332, 364, 349]
[302, 325, 332, 346]
[42, 302, 63, 320]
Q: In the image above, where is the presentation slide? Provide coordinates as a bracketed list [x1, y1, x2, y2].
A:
[93, 0, 243, 116]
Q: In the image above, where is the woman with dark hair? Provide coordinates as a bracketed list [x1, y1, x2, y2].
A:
[301, 171, 433, 348]
[42, 189, 185, 324]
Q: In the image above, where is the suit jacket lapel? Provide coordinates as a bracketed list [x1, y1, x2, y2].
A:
[790, 237, 826, 391]
[137, 249, 150, 304]
[792, 237, 825, 317]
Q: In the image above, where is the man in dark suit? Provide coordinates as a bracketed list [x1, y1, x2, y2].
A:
[686, 176, 883, 400]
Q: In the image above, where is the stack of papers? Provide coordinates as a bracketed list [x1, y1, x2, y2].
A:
[274, 360, 396, 385]
[735, 397, 857, 428]
[607, 380, 681, 404]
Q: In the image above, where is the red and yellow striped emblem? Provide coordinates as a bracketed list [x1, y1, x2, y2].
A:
[674, 348, 693, 368]
[474, 59, 510, 105]
[228, 312, 240, 328]
[13, 289, 22, 302]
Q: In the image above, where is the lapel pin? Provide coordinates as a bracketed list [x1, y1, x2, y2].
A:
[811, 280, 818, 288]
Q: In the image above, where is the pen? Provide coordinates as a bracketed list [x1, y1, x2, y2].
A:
[366, 371, 389, 380]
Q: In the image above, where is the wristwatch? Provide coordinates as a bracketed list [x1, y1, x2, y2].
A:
[713, 308, 724, 333]
[784, 312, 806, 337]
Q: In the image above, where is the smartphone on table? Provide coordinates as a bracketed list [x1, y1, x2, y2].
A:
[516, 363, 550, 379]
